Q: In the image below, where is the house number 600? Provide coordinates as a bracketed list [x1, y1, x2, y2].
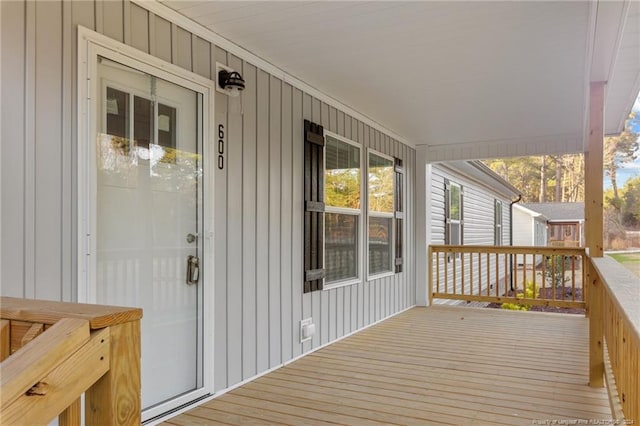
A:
[218, 124, 224, 170]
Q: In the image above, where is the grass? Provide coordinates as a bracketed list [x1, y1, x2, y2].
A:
[607, 252, 640, 277]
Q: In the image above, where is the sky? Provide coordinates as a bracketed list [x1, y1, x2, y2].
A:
[603, 92, 640, 190]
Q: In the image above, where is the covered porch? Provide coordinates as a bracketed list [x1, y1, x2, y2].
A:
[165, 306, 609, 425]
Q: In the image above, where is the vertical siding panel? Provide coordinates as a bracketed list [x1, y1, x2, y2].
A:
[293, 88, 305, 356]
[34, 0, 63, 301]
[173, 25, 192, 71]
[280, 83, 293, 361]
[269, 75, 282, 367]
[311, 97, 322, 349]
[301, 92, 312, 353]
[226, 54, 244, 385]
[256, 69, 270, 373]
[129, 3, 149, 53]
[24, 0, 36, 299]
[193, 36, 211, 79]
[356, 120, 364, 328]
[213, 46, 229, 392]
[1, 0, 26, 298]
[154, 16, 172, 63]
[61, 0, 73, 301]
[123, 0, 131, 45]
[242, 62, 258, 379]
[100, 0, 124, 43]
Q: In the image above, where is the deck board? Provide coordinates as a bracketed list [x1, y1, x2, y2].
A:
[164, 306, 610, 425]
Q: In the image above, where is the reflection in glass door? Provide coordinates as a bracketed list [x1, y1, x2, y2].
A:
[96, 57, 204, 413]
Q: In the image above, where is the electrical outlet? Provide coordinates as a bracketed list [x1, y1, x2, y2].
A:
[300, 318, 314, 343]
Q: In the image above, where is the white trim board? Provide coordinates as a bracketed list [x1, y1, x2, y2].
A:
[132, 0, 413, 148]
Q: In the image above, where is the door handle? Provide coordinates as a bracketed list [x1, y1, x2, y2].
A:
[186, 255, 200, 285]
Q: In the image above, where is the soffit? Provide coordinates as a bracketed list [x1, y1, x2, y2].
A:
[159, 1, 637, 158]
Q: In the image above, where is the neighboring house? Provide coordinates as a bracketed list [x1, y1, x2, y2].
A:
[428, 161, 521, 297]
[522, 202, 585, 247]
[1, 1, 637, 423]
[512, 204, 548, 266]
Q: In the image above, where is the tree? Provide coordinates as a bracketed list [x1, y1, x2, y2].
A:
[621, 176, 640, 228]
[604, 112, 639, 200]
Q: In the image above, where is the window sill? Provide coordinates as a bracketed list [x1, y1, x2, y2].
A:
[323, 278, 361, 291]
[367, 271, 395, 281]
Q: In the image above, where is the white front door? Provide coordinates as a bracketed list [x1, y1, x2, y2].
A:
[94, 55, 207, 418]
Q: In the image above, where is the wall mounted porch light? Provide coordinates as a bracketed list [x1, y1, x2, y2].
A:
[216, 63, 245, 97]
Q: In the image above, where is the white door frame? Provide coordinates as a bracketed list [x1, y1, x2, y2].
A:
[77, 26, 215, 422]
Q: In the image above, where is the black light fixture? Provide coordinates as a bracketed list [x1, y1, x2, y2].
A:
[218, 69, 245, 97]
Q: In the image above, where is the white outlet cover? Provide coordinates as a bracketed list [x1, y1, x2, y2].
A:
[300, 318, 313, 343]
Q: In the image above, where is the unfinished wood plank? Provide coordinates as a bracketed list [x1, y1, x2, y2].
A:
[59, 398, 81, 426]
[20, 322, 43, 347]
[0, 297, 142, 329]
[585, 82, 605, 257]
[1, 318, 89, 409]
[86, 321, 140, 425]
[2, 328, 109, 426]
[0, 320, 10, 361]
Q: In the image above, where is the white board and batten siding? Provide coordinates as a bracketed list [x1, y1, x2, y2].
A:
[429, 164, 513, 300]
[0, 0, 416, 395]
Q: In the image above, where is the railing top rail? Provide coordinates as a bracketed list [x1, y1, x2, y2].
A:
[0, 297, 142, 329]
[429, 244, 587, 256]
[590, 257, 640, 339]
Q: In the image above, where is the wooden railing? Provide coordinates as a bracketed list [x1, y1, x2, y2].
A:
[587, 257, 639, 423]
[429, 245, 586, 308]
[0, 297, 142, 425]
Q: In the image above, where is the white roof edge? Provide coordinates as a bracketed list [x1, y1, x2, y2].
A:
[132, 0, 413, 148]
[436, 161, 522, 199]
[513, 203, 549, 221]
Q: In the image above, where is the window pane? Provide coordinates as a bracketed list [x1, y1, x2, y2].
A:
[369, 216, 392, 275]
[326, 213, 358, 282]
[106, 87, 129, 139]
[451, 222, 461, 245]
[325, 136, 360, 209]
[134, 96, 153, 148]
[450, 185, 460, 220]
[368, 153, 394, 213]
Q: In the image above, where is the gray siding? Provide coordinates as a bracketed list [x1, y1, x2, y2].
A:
[429, 164, 512, 298]
[0, 0, 416, 396]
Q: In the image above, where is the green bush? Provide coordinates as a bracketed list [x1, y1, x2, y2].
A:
[501, 281, 539, 312]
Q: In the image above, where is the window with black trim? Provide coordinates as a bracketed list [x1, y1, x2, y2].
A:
[494, 199, 503, 246]
[368, 152, 394, 276]
[324, 134, 361, 284]
[444, 179, 463, 245]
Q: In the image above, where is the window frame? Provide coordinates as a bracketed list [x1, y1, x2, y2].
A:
[323, 131, 363, 289]
[367, 149, 396, 280]
[494, 199, 503, 246]
[445, 180, 463, 246]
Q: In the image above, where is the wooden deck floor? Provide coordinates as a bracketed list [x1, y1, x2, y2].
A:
[164, 306, 610, 425]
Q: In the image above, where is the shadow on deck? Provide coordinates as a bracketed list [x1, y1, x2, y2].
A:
[164, 306, 609, 425]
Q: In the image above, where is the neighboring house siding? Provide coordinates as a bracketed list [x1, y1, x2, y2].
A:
[429, 164, 512, 298]
[0, 0, 416, 396]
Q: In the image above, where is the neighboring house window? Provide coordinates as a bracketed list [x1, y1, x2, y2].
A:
[325, 134, 361, 284]
[368, 152, 394, 276]
[444, 179, 463, 245]
[494, 200, 503, 246]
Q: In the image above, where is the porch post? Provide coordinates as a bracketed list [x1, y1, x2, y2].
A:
[586, 81, 605, 387]
[585, 81, 605, 258]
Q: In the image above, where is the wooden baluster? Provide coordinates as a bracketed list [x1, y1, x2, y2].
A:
[0, 320, 10, 362]
[59, 398, 81, 426]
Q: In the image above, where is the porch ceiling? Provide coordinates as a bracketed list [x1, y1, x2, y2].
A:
[159, 1, 640, 160]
